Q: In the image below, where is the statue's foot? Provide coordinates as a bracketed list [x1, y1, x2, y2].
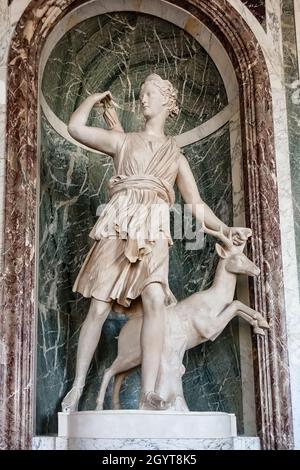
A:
[61, 386, 83, 413]
[139, 391, 168, 411]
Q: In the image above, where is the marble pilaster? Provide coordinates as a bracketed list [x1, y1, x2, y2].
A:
[0, 0, 9, 277]
[0, 101, 6, 274]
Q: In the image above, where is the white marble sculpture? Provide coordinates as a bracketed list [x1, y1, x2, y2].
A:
[62, 73, 267, 413]
[95, 225, 269, 411]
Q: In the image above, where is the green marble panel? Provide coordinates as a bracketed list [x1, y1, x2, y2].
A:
[42, 12, 228, 135]
[37, 12, 242, 435]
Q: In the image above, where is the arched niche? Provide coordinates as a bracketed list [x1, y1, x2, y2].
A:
[38, 5, 244, 437]
[1, 0, 293, 450]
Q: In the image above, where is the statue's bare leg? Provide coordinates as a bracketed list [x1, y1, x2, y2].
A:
[140, 282, 167, 410]
[61, 298, 111, 412]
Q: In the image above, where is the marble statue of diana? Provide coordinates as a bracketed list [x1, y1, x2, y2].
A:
[61, 73, 247, 413]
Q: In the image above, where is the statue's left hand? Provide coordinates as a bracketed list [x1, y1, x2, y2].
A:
[229, 227, 252, 245]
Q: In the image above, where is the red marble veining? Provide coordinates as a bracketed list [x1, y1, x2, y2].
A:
[0, 0, 294, 450]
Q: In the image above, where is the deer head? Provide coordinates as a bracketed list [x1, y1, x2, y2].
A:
[202, 223, 260, 277]
[215, 243, 260, 277]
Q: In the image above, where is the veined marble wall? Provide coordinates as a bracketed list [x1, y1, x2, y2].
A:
[37, 12, 241, 436]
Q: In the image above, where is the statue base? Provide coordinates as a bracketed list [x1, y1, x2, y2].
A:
[58, 410, 237, 439]
[32, 411, 261, 450]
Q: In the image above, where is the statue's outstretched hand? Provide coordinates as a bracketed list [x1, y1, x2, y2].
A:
[229, 227, 252, 245]
[201, 222, 252, 247]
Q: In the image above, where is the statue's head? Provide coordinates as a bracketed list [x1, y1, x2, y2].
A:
[139, 74, 179, 120]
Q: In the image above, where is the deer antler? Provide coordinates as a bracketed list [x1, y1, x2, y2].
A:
[201, 221, 233, 250]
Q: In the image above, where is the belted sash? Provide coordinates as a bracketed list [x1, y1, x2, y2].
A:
[108, 174, 175, 207]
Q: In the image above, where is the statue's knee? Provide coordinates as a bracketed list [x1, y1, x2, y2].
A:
[142, 284, 165, 314]
[88, 299, 109, 322]
[143, 297, 165, 316]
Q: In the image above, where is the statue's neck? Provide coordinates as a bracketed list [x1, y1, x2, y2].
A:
[211, 259, 237, 302]
[144, 113, 167, 138]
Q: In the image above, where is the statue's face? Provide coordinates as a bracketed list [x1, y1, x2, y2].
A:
[139, 81, 167, 119]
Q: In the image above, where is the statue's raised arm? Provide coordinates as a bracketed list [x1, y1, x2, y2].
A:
[67, 90, 125, 157]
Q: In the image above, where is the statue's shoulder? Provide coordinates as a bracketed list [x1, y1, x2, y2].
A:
[169, 136, 183, 159]
[170, 135, 180, 148]
[123, 131, 140, 141]
[116, 132, 141, 156]
[119, 131, 139, 145]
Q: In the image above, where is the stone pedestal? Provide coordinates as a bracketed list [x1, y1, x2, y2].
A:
[32, 410, 260, 450]
[58, 410, 237, 440]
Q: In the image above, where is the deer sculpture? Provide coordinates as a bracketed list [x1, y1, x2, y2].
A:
[95, 227, 269, 411]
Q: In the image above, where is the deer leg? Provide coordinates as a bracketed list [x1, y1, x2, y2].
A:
[235, 311, 266, 335]
[112, 369, 135, 410]
[95, 355, 141, 411]
[216, 301, 268, 337]
[206, 302, 243, 340]
[212, 301, 263, 338]
[112, 372, 129, 410]
[231, 300, 269, 329]
[96, 367, 115, 411]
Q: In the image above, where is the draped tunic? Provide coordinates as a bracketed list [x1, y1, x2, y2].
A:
[73, 132, 181, 312]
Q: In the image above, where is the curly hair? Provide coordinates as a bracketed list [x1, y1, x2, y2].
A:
[141, 74, 179, 118]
